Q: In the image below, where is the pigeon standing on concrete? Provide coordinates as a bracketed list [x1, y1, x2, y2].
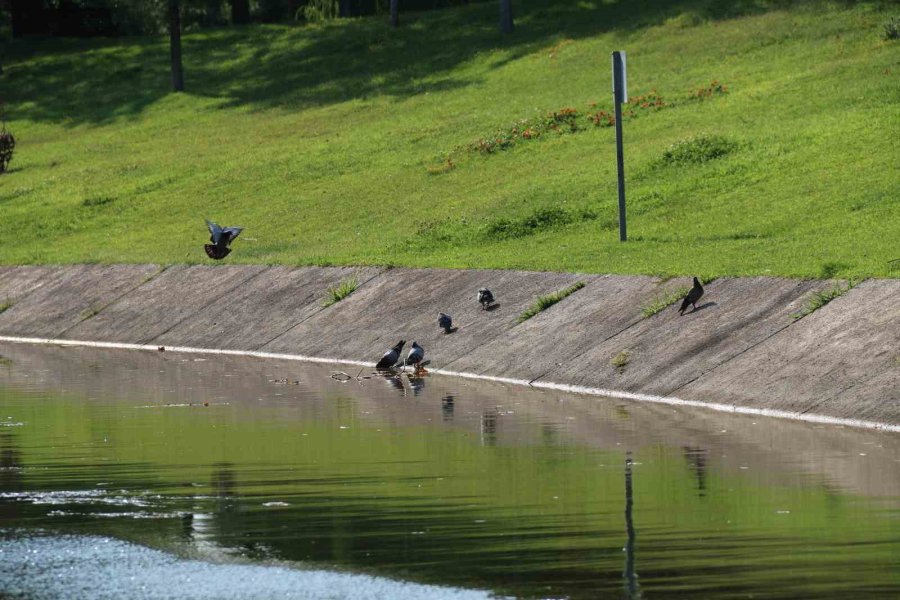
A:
[204, 219, 243, 260]
[438, 313, 453, 334]
[477, 288, 494, 310]
[405, 342, 425, 369]
[679, 277, 704, 315]
[375, 340, 405, 369]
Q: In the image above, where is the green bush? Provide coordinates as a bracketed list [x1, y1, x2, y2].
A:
[485, 206, 596, 240]
[0, 128, 14, 174]
[661, 135, 737, 164]
[884, 17, 899, 41]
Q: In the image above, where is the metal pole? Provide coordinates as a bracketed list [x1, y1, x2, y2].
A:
[613, 51, 626, 242]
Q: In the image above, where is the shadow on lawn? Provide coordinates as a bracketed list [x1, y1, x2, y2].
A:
[2, 0, 849, 125]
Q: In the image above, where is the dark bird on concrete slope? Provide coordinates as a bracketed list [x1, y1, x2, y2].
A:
[375, 340, 405, 369]
[679, 277, 704, 315]
[204, 219, 243, 260]
[438, 313, 452, 333]
[405, 342, 425, 368]
[477, 288, 494, 310]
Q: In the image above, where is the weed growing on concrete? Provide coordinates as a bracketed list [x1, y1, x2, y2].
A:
[641, 286, 690, 318]
[323, 276, 359, 307]
[792, 282, 854, 320]
[80, 305, 102, 319]
[517, 281, 586, 324]
[611, 350, 631, 374]
[0, 299, 12, 314]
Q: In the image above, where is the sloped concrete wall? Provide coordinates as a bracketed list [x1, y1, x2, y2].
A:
[0, 264, 897, 426]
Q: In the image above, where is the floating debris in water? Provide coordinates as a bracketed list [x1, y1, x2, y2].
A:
[262, 501, 290, 507]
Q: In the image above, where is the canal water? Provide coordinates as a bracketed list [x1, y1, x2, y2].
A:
[0, 342, 898, 599]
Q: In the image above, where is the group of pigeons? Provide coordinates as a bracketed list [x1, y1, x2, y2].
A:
[374, 288, 497, 372]
[203, 220, 706, 372]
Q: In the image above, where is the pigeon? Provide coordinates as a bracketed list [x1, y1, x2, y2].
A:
[438, 312, 452, 333]
[405, 341, 425, 368]
[204, 219, 243, 260]
[477, 288, 494, 310]
[375, 340, 405, 369]
[679, 277, 704, 315]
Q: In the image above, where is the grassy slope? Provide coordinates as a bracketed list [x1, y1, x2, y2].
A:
[1, 0, 898, 279]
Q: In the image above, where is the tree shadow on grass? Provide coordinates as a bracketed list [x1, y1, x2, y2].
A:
[2, 0, 847, 126]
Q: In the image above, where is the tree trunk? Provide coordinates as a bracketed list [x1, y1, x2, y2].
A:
[499, 0, 513, 34]
[231, 0, 250, 24]
[169, 0, 184, 92]
[389, 0, 399, 27]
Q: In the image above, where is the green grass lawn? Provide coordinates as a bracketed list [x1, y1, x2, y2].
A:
[1, 0, 898, 279]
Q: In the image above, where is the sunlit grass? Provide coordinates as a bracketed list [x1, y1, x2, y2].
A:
[1, 1, 898, 279]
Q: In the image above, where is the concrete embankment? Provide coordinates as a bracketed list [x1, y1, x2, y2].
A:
[0, 264, 897, 428]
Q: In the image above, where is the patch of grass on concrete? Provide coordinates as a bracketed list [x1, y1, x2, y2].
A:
[322, 276, 359, 307]
[80, 305, 102, 319]
[611, 350, 631, 374]
[0, 300, 11, 314]
[641, 286, 690, 318]
[792, 283, 853, 320]
[517, 281, 586, 324]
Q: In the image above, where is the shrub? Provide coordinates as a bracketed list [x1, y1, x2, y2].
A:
[661, 135, 737, 164]
[303, 0, 340, 22]
[884, 17, 899, 40]
[484, 206, 592, 240]
[689, 80, 728, 100]
[0, 123, 15, 175]
[545, 107, 581, 133]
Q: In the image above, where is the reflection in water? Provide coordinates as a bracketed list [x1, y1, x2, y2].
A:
[408, 375, 426, 397]
[0, 432, 23, 523]
[480, 411, 497, 446]
[0, 343, 899, 599]
[623, 451, 641, 600]
[441, 395, 454, 422]
[683, 446, 709, 497]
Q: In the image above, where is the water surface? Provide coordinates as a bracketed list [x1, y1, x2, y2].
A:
[1, 343, 898, 598]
